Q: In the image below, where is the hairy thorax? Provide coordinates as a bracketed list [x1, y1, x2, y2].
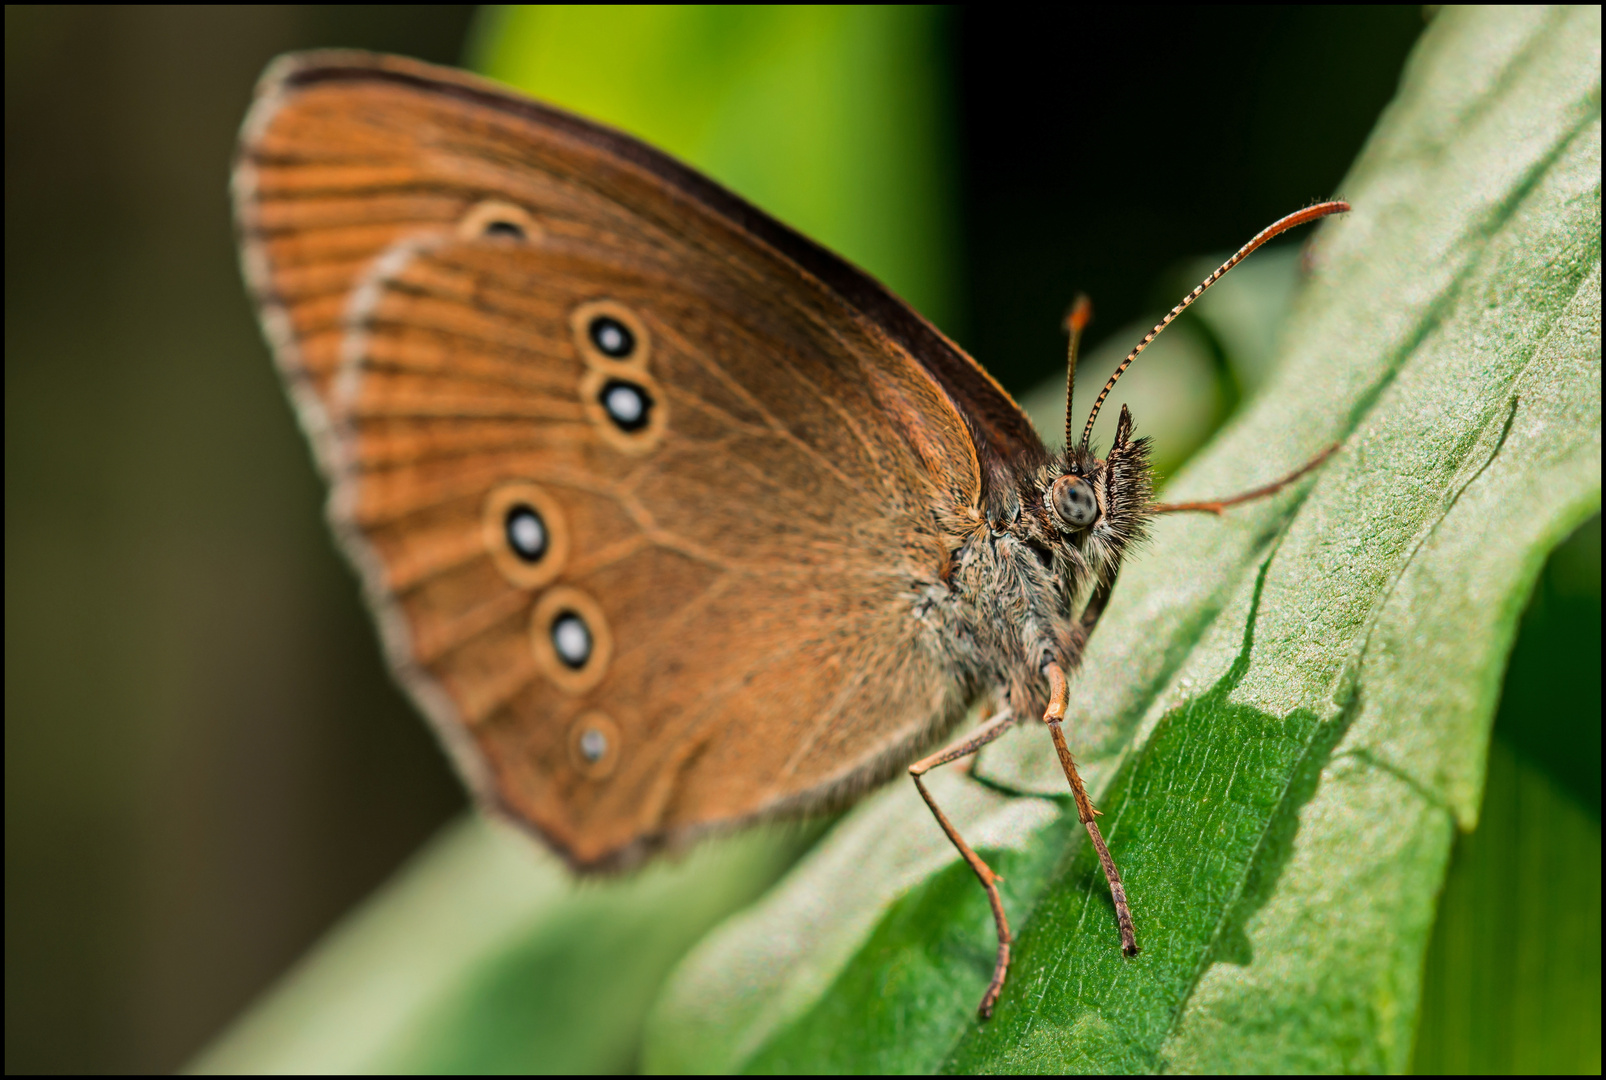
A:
[913, 417, 1154, 717]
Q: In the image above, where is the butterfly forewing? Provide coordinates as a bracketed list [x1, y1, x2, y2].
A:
[237, 52, 1001, 866]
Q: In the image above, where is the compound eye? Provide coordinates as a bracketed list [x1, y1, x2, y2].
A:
[1050, 474, 1098, 529]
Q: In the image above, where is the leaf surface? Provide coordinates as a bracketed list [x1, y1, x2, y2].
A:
[642, 7, 1602, 1072]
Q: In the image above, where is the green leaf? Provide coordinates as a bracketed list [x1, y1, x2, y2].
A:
[186, 815, 816, 1074]
[642, 7, 1601, 1073]
[1412, 734, 1602, 1074]
[1411, 516, 1601, 1074]
[641, 772, 1064, 1074]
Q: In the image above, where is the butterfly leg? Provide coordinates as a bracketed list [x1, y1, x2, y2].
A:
[908, 707, 1019, 1019]
[1150, 441, 1338, 515]
[1041, 661, 1140, 957]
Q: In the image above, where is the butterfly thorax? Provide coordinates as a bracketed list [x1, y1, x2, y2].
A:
[925, 406, 1153, 714]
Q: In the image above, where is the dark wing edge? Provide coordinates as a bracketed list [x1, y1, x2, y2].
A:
[267, 49, 1048, 480]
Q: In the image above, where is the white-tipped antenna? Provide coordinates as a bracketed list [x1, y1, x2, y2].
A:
[1079, 200, 1350, 453]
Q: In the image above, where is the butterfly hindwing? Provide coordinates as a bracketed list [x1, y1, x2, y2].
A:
[235, 51, 1040, 865]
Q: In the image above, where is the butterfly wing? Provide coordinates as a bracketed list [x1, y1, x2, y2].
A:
[235, 52, 1024, 866]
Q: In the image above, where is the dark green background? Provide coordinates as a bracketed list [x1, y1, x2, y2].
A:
[6, 6, 1594, 1074]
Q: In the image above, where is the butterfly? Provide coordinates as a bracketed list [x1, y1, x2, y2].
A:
[233, 50, 1345, 1017]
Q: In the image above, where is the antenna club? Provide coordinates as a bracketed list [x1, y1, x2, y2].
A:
[1064, 294, 1094, 334]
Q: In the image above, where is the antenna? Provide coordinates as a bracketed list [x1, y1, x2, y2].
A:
[1078, 200, 1350, 453]
[1062, 294, 1093, 451]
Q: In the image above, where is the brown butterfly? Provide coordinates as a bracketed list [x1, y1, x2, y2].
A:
[233, 51, 1345, 1018]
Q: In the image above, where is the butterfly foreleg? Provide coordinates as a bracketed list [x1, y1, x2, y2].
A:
[908, 707, 1020, 1019]
[1041, 662, 1140, 957]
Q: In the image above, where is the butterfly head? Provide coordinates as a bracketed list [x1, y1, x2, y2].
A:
[1015, 403, 1154, 590]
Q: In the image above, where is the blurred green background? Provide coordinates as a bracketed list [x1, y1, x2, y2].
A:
[5, 5, 1596, 1074]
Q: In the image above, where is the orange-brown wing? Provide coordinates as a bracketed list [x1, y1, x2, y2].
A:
[235, 51, 993, 866]
[234, 51, 1043, 479]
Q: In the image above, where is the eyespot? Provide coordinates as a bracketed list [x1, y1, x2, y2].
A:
[579, 723, 607, 760]
[580, 368, 668, 453]
[599, 379, 653, 432]
[551, 612, 592, 668]
[505, 505, 547, 562]
[568, 711, 622, 779]
[571, 300, 650, 370]
[1050, 474, 1099, 530]
[456, 199, 539, 242]
[531, 587, 612, 693]
[589, 316, 635, 359]
[482, 483, 568, 588]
